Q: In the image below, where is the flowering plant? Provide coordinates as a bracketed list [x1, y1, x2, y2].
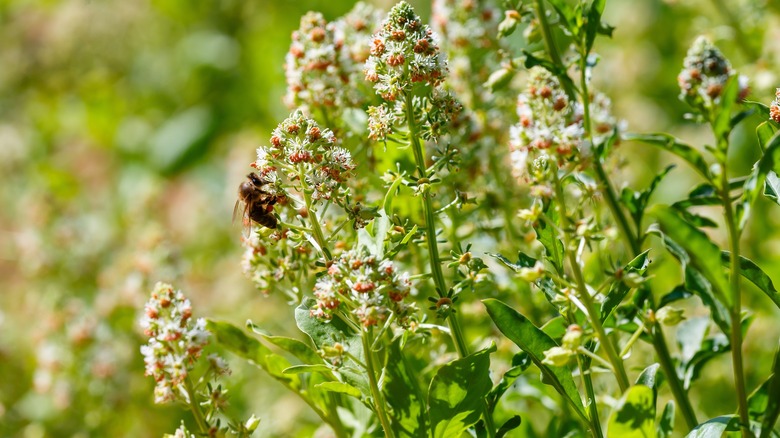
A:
[143, 1, 780, 437]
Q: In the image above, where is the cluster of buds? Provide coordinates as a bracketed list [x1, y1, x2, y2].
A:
[285, 4, 383, 114]
[284, 12, 343, 111]
[240, 230, 314, 297]
[365, 2, 447, 100]
[431, 0, 503, 103]
[140, 283, 226, 404]
[509, 67, 585, 182]
[771, 88, 780, 123]
[334, 2, 384, 106]
[311, 249, 417, 328]
[365, 2, 462, 143]
[678, 36, 749, 112]
[255, 110, 355, 203]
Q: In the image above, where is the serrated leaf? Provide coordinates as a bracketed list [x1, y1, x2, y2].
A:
[650, 205, 731, 306]
[384, 337, 428, 437]
[428, 345, 495, 438]
[600, 250, 651, 323]
[624, 133, 711, 181]
[483, 299, 586, 418]
[606, 385, 655, 438]
[720, 251, 780, 311]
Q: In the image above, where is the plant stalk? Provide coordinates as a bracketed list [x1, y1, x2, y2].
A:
[533, 0, 576, 99]
[362, 328, 396, 438]
[577, 349, 604, 438]
[404, 93, 496, 437]
[721, 168, 751, 437]
[298, 165, 332, 261]
[184, 377, 210, 434]
[553, 173, 629, 392]
[650, 324, 699, 429]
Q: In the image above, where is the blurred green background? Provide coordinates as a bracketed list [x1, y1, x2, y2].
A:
[1, 0, 779, 436]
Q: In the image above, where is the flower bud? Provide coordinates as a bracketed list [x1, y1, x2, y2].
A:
[245, 415, 261, 432]
[484, 67, 515, 92]
[517, 260, 544, 282]
[542, 346, 573, 367]
[656, 306, 686, 326]
[562, 325, 583, 350]
[497, 10, 520, 38]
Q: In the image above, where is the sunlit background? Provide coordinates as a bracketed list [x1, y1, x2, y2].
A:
[1, 0, 779, 436]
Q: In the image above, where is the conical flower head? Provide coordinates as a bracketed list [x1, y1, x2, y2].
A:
[678, 36, 748, 110]
[364, 1, 447, 101]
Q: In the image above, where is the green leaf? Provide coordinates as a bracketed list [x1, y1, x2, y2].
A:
[584, 0, 614, 52]
[659, 401, 675, 438]
[740, 131, 780, 229]
[383, 174, 405, 213]
[487, 251, 538, 272]
[676, 317, 730, 389]
[683, 267, 731, 334]
[757, 121, 778, 153]
[713, 77, 740, 147]
[283, 364, 332, 375]
[685, 415, 740, 438]
[384, 337, 428, 437]
[606, 385, 655, 438]
[650, 205, 731, 307]
[658, 285, 693, 309]
[294, 299, 368, 395]
[206, 319, 301, 391]
[314, 381, 362, 398]
[600, 250, 651, 323]
[624, 133, 711, 181]
[759, 339, 780, 438]
[483, 299, 586, 418]
[496, 416, 523, 438]
[720, 251, 780, 311]
[621, 165, 675, 229]
[545, 0, 575, 31]
[535, 200, 565, 275]
[257, 334, 323, 365]
[428, 345, 495, 438]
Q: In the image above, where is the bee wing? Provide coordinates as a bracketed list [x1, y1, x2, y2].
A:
[232, 199, 242, 224]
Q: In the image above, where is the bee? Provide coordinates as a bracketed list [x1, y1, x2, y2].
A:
[234, 172, 278, 234]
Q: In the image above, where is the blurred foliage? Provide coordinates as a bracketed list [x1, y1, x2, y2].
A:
[0, 0, 778, 436]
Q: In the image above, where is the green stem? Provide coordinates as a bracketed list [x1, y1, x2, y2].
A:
[404, 93, 495, 437]
[577, 349, 604, 438]
[553, 174, 630, 393]
[650, 324, 699, 430]
[298, 165, 332, 261]
[533, 0, 576, 99]
[362, 328, 396, 438]
[592, 159, 639, 255]
[184, 377, 210, 434]
[721, 169, 752, 437]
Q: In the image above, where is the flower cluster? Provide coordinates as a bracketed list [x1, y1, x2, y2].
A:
[311, 249, 417, 328]
[140, 282, 223, 404]
[678, 36, 749, 111]
[284, 12, 343, 112]
[365, 2, 447, 101]
[431, 0, 503, 104]
[771, 88, 780, 123]
[509, 67, 585, 182]
[240, 229, 315, 297]
[334, 2, 384, 106]
[254, 110, 355, 203]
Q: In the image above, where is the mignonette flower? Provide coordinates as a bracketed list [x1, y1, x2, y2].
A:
[365, 1, 447, 101]
[254, 110, 355, 204]
[284, 12, 343, 111]
[508, 67, 622, 183]
[333, 2, 384, 106]
[311, 249, 417, 328]
[140, 282, 218, 404]
[770, 88, 780, 123]
[678, 36, 749, 111]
